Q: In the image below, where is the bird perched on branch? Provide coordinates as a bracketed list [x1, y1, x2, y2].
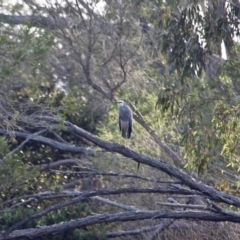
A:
[117, 100, 132, 139]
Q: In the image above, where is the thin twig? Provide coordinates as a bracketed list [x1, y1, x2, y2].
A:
[49, 168, 181, 184]
[3, 187, 201, 238]
[156, 202, 207, 210]
[92, 196, 142, 211]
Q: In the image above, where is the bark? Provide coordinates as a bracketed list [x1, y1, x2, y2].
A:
[3, 187, 200, 237]
[106, 221, 198, 238]
[60, 118, 240, 207]
[0, 128, 95, 156]
[2, 119, 240, 209]
[1, 210, 240, 240]
[2, 118, 240, 239]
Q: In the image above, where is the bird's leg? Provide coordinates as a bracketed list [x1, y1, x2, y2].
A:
[125, 138, 130, 148]
[119, 137, 125, 147]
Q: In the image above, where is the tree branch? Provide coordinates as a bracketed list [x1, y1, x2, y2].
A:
[156, 202, 207, 210]
[106, 221, 198, 238]
[92, 196, 142, 211]
[2, 210, 240, 240]
[0, 129, 95, 156]
[3, 187, 201, 237]
[19, 116, 240, 208]
[50, 168, 180, 184]
[61, 119, 240, 207]
[39, 159, 87, 170]
[0, 14, 72, 29]
[126, 100, 184, 168]
[149, 219, 175, 240]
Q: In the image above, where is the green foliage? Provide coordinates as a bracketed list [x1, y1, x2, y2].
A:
[0, 137, 9, 158]
[0, 137, 40, 200]
[0, 203, 106, 240]
[59, 91, 99, 132]
[2, 0, 240, 238]
[33, 202, 90, 226]
[153, 43, 240, 179]
[0, 207, 37, 230]
[0, 25, 54, 81]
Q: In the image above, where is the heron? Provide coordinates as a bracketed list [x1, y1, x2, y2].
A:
[117, 100, 132, 139]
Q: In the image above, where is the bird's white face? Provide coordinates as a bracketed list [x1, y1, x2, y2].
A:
[117, 101, 124, 106]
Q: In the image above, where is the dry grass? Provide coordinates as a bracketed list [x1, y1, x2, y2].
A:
[110, 220, 240, 240]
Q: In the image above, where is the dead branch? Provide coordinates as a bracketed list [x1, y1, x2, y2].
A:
[156, 202, 207, 210]
[149, 219, 175, 240]
[106, 221, 198, 238]
[39, 159, 88, 170]
[0, 14, 72, 29]
[2, 209, 240, 240]
[3, 187, 201, 237]
[0, 128, 95, 156]
[50, 168, 180, 184]
[92, 196, 142, 211]
[9, 116, 240, 208]
[4, 118, 240, 209]
[49, 130, 69, 144]
[125, 100, 184, 168]
[149, 196, 186, 239]
[58, 118, 240, 207]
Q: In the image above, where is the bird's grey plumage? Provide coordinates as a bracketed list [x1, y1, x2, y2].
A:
[118, 101, 132, 139]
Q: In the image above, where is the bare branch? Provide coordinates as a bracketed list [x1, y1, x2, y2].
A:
[16, 116, 240, 208]
[57, 118, 240, 207]
[50, 168, 180, 184]
[106, 221, 198, 238]
[0, 198, 35, 214]
[156, 202, 207, 210]
[149, 219, 175, 240]
[2, 210, 240, 240]
[49, 130, 69, 144]
[106, 224, 166, 238]
[39, 159, 89, 170]
[92, 196, 142, 211]
[126, 100, 184, 168]
[0, 129, 95, 156]
[3, 191, 80, 207]
[3, 187, 200, 237]
[0, 14, 72, 29]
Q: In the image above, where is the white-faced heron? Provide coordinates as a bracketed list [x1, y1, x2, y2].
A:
[117, 100, 132, 139]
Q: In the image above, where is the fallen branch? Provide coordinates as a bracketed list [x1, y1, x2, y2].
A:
[50, 168, 180, 184]
[2, 210, 240, 240]
[0, 129, 95, 156]
[106, 224, 166, 238]
[12, 117, 240, 208]
[60, 119, 240, 207]
[106, 221, 198, 238]
[40, 159, 87, 170]
[126, 100, 183, 168]
[92, 196, 143, 211]
[149, 219, 175, 240]
[156, 202, 207, 210]
[4, 187, 200, 237]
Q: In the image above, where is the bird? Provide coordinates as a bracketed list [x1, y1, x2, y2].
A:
[117, 100, 132, 139]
